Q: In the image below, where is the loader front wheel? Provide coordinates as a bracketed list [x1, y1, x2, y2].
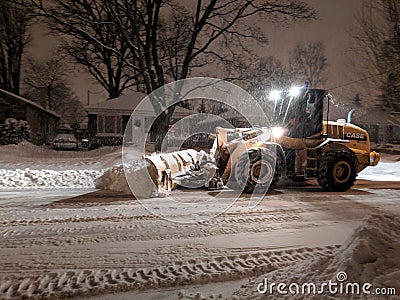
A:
[317, 151, 357, 192]
[234, 148, 277, 194]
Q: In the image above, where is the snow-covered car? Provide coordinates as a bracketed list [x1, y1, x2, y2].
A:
[52, 133, 78, 150]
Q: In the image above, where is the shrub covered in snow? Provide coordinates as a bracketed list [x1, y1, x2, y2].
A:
[0, 120, 30, 145]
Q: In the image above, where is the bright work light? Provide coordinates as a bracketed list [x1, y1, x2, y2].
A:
[269, 90, 281, 101]
[272, 126, 285, 138]
[289, 86, 301, 97]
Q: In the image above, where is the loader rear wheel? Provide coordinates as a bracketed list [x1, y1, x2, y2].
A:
[234, 148, 278, 194]
[317, 151, 357, 192]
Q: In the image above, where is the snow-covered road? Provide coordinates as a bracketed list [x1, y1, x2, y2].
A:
[0, 181, 399, 299]
[0, 143, 399, 299]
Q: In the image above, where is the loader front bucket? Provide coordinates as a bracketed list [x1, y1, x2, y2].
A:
[144, 149, 200, 192]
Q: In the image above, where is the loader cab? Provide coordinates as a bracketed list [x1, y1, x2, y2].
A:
[271, 88, 326, 139]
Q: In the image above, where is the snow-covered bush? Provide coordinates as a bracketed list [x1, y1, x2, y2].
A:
[0, 119, 30, 145]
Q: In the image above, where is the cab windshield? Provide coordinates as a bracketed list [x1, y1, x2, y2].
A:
[272, 89, 325, 138]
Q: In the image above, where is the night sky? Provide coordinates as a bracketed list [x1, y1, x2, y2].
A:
[27, 0, 364, 107]
[264, 0, 362, 89]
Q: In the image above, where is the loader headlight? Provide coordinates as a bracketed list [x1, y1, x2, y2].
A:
[272, 126, 285, 138]
[269, 90, 281, 101]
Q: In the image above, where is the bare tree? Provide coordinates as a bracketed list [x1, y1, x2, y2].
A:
[0, 0, 33, 95]
[23, 55, 85, 124]
[243, 56, 293, 101]
[23, 55, 65, 110]
[351, 0, 400, 111]
[353, 93, 362, 107]
[31, 0, 315, 149]
[31, 0, 138, 99]
[289, 41, 327, 88]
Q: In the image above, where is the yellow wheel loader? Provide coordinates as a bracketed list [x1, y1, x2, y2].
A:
[143, 87, 380, 195]
[211, 87, 380, 193]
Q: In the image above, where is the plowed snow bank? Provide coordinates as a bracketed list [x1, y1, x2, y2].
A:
[0, 169, 103, 189]
[95, 160, 155, 198]
[358, 161, 400, 181]
[234, 213, 400, 299]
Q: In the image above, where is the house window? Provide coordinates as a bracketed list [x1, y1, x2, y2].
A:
[97, 115, 123, 135]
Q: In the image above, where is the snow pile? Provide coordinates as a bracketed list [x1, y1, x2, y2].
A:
[95, 159, 156, 198]
[177, 291, 225, 300]
[0, 140, 48, 158]
[95, 164, 130, 194]
[358, 161, 400, 181]
[0, 168, 103, 189]
[233, 213, 400, 299]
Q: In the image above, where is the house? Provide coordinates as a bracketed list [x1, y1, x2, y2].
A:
[0, 89, 60, 144]
[325, 103, 400, 143]
[85, 91, 195, 148]
[351, 108, 400, 143]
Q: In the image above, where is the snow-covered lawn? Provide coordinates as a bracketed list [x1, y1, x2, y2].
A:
[357, 161, 400, 181]
[0, 141, 124, 189]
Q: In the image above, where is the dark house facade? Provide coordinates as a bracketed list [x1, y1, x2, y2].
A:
[86, 91, 194, 148]
[0, 89, 60, 144]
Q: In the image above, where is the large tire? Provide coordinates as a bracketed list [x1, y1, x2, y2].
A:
[317, 151, 357, 192]
[234, 148, 279, 194]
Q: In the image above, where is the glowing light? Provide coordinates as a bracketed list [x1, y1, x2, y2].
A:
[269, 90, 281, 101]
[289, 86, 301, 97]
[272, 126, 285, 138]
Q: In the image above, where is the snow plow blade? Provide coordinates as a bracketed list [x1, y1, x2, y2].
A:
[144, 149, 200, 192]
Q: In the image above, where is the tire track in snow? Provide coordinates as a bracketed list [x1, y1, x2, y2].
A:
[198, 214, 302, 226]
[0, 245, 340, 299]
[1, 213, 306, 247]
[0, 214, 158, 227]
[1, 211, 302, 233]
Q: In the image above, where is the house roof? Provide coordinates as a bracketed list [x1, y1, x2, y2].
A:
[85, 91, 195, 116]
[86, 91, 148, 112]
[0, 88, 60, 118]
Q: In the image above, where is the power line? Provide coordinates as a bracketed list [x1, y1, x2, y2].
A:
[328, 73, 383, 91]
